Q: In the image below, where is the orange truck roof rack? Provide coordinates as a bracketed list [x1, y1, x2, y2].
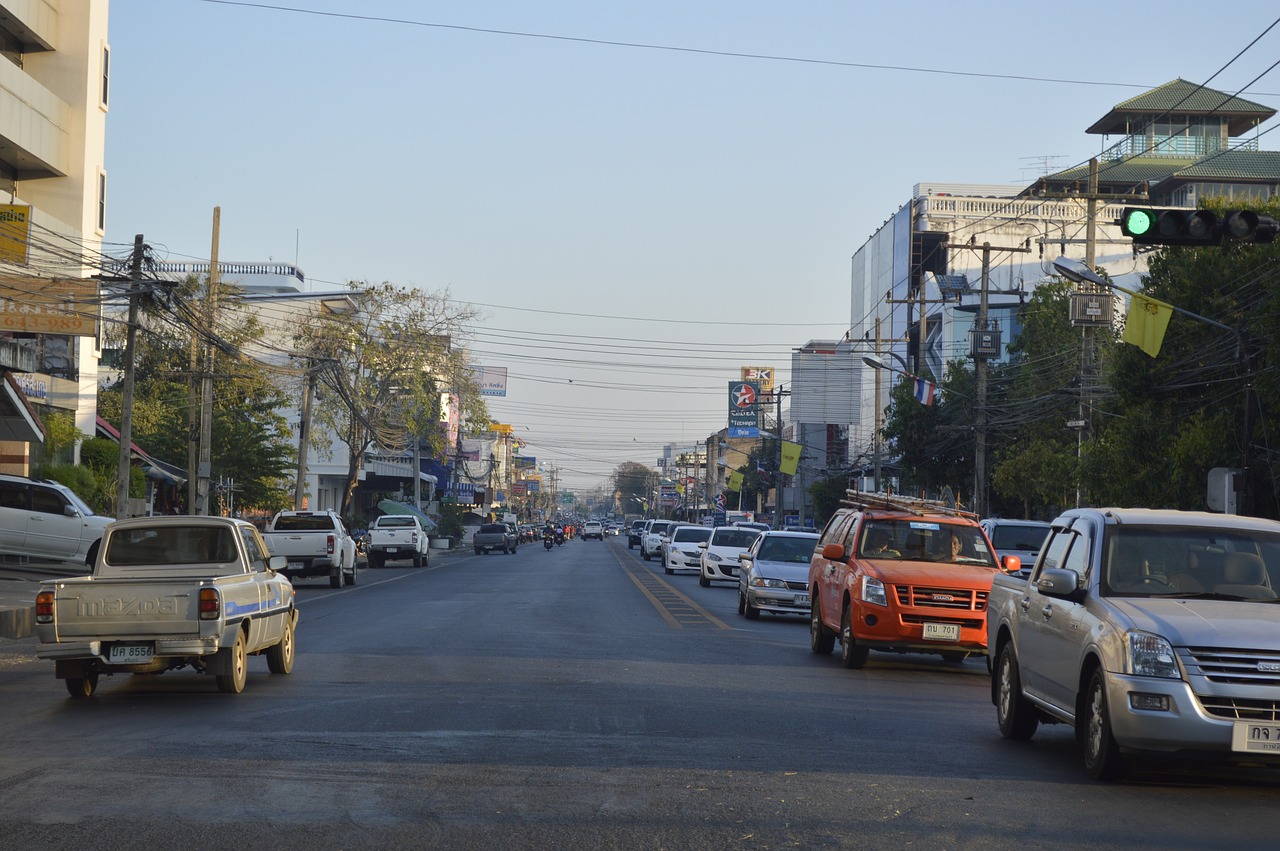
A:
[840, 489, 979, 522]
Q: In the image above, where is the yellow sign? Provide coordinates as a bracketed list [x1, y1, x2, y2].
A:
[741, 366, 774, 395]
[0, 205, 31, 264]
[780, 440, 802, 476]
[489, 423, 513, 434]
[0, 275, 100, 337]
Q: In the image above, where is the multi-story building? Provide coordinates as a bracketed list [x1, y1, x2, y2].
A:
[847, 78, 1279, 493]
[0, 1, 109, 473]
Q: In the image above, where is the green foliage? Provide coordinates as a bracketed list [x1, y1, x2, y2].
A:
[41, 411, 83, 462]
[808, 473, 849, 530]
[34, 463, 110, 514]
[612, 461, 657, 510]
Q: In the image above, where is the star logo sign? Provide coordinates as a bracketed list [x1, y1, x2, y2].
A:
[733, 383, 757, 408]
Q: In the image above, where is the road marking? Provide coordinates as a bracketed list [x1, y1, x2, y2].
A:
[610, 547, 732, 630]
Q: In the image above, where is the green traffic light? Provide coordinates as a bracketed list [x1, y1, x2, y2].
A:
[1125, 209, 1153, 236]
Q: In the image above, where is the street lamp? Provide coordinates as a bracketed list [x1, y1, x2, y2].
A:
[861, 352, 914, 495]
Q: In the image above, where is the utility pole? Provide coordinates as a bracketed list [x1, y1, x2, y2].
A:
[294, 363, 316, 510]
[116, 234, 145, 519]
[945, 239, 1031, 517]
[195, 207, 220, 515]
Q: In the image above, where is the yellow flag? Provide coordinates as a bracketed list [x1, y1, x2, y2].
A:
[1122, 293, 1174, 357]
[779, 441, 802, 476]
[726, 470, 744, 492]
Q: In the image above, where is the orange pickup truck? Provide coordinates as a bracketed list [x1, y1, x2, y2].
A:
[808, 492, 1015, 668]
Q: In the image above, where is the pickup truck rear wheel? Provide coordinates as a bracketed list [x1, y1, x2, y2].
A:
[995, 644, 1038, 740]
[329, 566, 341, 589]
[266, 615, 295, 674]
[1083, 668, 1125, 780]
[840, 603, 869, 669]
[216, 630, 248, 694]
[413, 549, 423, 567]
[65, 672, 98, 699]
[344, 562, 356, 586]
[810, 597, 835, 654]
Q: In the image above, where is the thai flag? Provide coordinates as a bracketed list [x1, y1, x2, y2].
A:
[913, 377, 936, 406]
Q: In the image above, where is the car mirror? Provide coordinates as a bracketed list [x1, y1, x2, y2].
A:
[1001, 555, 1022, 574]
[739, 553, 753, 564]
[822, 542, 845, 561]
[268, 555, 287, 572]
[63, 504, 79, 518]
[698, 542, 708, 549]
[1036, 568, 1080, 599]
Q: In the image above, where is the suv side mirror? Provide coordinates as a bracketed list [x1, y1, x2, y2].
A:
[822, 542, 846, 561]
[63, 504, 79, 518]
[1001, 555, 1022, 574]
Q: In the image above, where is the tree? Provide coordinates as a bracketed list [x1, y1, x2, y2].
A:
[293, 281, 487, 515]
[612, 461, 657, 514]
[97, 275, 298, 513]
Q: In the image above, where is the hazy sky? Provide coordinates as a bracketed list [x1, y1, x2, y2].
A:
[104, 1, 1280, 491]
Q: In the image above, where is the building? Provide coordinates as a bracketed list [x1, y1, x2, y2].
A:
[0, 1, 109, 473]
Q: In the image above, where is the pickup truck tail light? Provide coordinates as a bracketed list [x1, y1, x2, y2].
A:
[199, 588, 221, 620]
[326, 534, 335, 556]
[35, 591, 54, 624]
[411, 532, 419, 546]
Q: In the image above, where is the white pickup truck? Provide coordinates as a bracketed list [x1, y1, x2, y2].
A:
[34, 516, 297, 698]
[988, 507, 1280, 779]
[366, 514, 430, 568]
[261, 509, 357, 588]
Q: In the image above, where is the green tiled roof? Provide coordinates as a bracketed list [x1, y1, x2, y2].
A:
[1086, 79, 1275, 135]
[1167, 150, 1280, 181]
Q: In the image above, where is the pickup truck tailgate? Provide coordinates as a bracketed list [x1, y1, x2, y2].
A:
[47, 578, 204, 640]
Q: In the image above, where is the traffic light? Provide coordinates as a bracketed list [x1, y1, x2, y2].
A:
[1119, 207, 1278, 246]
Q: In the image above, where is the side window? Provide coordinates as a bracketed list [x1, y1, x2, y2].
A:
[819, 512, 851, 547]
[240, 529, 266, 571]
[1061, 531, 1091, 580]
[1034, 530, 1074, 580]
[30, 486, 68, 515]
[840, 516, 861, 554]
[0, 482, 27, 510]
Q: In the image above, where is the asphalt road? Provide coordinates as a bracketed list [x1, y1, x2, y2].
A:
[1, 537, 1276, 849]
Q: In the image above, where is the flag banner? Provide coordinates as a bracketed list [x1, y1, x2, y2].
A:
[1122, 293, 1174, 357]
[726, 470, 744, 492]
[913, 377, 936, 406]
[780, 440, 802, 476]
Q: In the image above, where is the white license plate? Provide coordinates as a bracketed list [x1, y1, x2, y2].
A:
[386, 547, 399, 553]
[1232, 721, 1280, 753]
[108, 643, 154, 664]
[287, 561, 303, 571]
[922, 622, 960, 641]
[795, 594, 810, 605]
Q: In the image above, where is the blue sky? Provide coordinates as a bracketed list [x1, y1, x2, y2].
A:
[104, 1, 1280, 491]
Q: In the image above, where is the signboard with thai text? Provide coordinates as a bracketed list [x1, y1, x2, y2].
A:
[0, 274, 99, 337]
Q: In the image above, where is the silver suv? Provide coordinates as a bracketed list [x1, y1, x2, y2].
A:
[0, 474, 112, 565]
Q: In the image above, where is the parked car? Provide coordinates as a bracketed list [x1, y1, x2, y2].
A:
[738, 530, 820, 618]
[0, 474, 112, 566]
[980, 518, 1051, 577]
[582, 521, 605, 540]
[808, 493, 1002, 668]
[261, 509, 358, 587]
[641, 520, 676, 561]
[699, 525, 762, 587]
[366, 514, 430, 568]
[989, 507, 1280, 780]
[664, 524, 712, 574]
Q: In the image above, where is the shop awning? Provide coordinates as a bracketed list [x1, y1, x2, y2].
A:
[377, 499, 438, 531]
[0, 372, 44, 443]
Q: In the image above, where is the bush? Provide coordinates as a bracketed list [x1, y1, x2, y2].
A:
[35, 463, 110, 514]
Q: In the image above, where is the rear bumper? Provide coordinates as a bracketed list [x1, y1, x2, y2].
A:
[37, 636, 221, 662]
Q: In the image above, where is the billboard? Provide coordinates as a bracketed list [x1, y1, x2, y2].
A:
[474, 366, 508, 397]
[740, 366, 775, 396]
[727, 380, 760, 438]
[0, 205, 31, 264]
[0, 274, 99, 337]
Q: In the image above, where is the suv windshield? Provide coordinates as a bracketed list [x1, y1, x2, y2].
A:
[1104, 525, 1280, 599]
[858, 520, 996, 567]
[649, 522, 673, 536]
[989, 523, 1050, 551]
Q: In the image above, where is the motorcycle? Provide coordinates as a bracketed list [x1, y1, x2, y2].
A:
[543, 534, 554, 551]
[554, 529, 565, 546]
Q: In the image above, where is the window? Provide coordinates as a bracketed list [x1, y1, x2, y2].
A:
[100, 43, 110, 109]
[96, 171, 106, 233]
[240, 528, 266, 571]
[0, 482, 27, 510]
[30, 486, 68, 515]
